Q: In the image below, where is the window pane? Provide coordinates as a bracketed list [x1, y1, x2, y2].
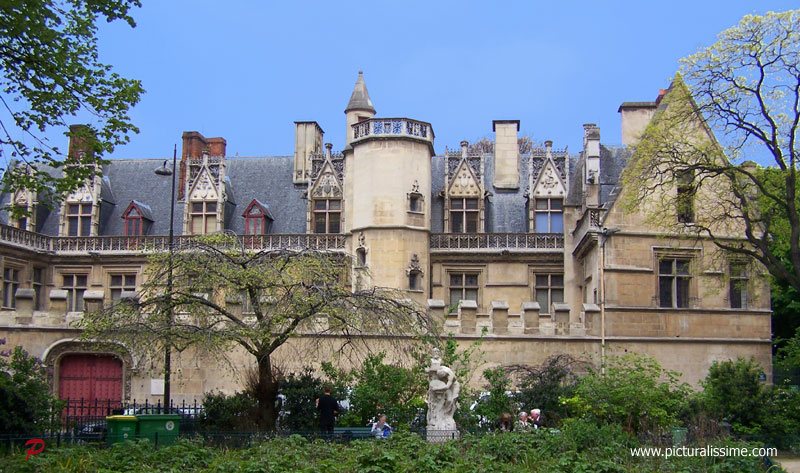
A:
[535, 199, 548, 210]
[77, 275, 87, 286]
[192, 202, 203, 212]
[205, 216, 216, 233]
[450, 274, 462, 286]
[80, 217, 91, 236]
[659, 277, 673, 307]
[466, 213, 478, 233]
[536, 275, 549, 287]
[551, 199, 563, 210]
[81, 203, 92, 213]
[464, 288, 478, 301]
[192, 216, 203, 234]
[124, 275, 136, 286]
[329, 200, 341, 210]
[328, 214, 340, 234]
[465, 274, 478, 286]
[63, 275, 73, 286]
[465, 199, 478, 210]
[450, 288, 462, 304]
[536, 290, 549, 312]
[451, 212, 463, 233]
[730, 280, 742, 309]
[409, 274, 419, 290]
[551, 289, 564, 303]
[659, 259, 674, 275]
[676, 260, 691, 275]
[206, 202, 217, 212]
[68, 217, 79, 236]
[451, 199, 463, 210]
[410, 196, 420, 212]
[551, 275, 564, 287]
[676, 278, 690, 308]
[76, 292, 84, 312]
[315, 200, 327, 210]
[535, 213, 548, 233]
[551, 213, 563, 233]
[111, 275, 122, 286]
[68, 204, 79, 214]
[314, 214, 327, 234]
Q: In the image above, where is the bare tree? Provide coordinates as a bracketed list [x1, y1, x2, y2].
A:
[78, 233, 435, 429]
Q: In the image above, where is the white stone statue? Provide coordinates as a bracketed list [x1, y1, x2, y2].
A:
[426, 347, 460, 441]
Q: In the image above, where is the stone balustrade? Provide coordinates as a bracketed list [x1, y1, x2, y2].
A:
[430, 233, 564, 252]
[351, 118, 434, 145]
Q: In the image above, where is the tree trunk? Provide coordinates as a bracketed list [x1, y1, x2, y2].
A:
[254, 354, 279, 431]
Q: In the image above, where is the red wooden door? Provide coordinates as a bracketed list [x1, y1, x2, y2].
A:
[59, 354, 122, 418]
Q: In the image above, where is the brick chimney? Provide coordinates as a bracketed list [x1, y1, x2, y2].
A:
[67, 124, 96, 163]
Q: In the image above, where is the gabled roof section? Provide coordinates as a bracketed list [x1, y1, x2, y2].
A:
[187, 166, 219, 201]
[531, 158, 566, 198]
[310, 160, 343, 199]
[448, 159, 482, 197]
[121, 201, 154, 221]
[242, 199, 273, 220]
[345, 71, 376, 114]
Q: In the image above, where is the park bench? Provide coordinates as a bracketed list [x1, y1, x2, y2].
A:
[333, 427, 373, 440]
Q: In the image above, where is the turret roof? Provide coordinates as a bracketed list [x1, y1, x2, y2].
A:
[345, 71, 376, 114]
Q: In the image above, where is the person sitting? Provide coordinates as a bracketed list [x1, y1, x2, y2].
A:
[493, 412, 514, 432]
[515, 411, 531, 431]
[371, 414, 392, 438]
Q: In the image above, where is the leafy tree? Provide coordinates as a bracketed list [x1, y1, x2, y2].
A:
[0, 344, 64, 434]
[701, 358, 765, 433]
[561, 353, 690, 433]
[471, 366, 516, 427]
[621, 10, 800, 294]
[78, 234, 434, 430]
[509, 354, 582, 423]
[0, 0, 144, 212]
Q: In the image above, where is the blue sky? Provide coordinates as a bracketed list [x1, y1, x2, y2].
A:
[82, 1, 799, 159]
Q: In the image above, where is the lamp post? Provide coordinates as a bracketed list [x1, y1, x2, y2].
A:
[154, 145, 177, 410]
[599, 227, 621, 375]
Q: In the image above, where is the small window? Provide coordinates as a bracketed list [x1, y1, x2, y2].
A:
[2, 267, 20, 309]
[110, 274, 137, 304]
[313, 199, 341, 234]
[658, 258, 691, 308]
[534, 198, 563, 233]
[729, 263, 748, 309]
[534, 273, 564, 314]
[450, 198, 479, 233]
[33, 267, 44, 311]
[62, 274, 88, 312]
[409, 272, 421, 291]
[67, 202, 92, 236]
[449, 272, 478, 305]
[356, 248, 367, 267]
[677, 170, 695, 223]
[409, 195, 422, 212]
[191, 201, 218, 235]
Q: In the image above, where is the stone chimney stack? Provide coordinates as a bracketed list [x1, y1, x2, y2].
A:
[492, 120, 520, 189]
[293, 121, 324, 184]
[325, 142, 333, 159]
[618, 101, 657, 146]
[583, 124, 602, 207]
[460, 140, 468, 158]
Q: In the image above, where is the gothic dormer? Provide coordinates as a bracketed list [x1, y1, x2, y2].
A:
[183, 151, 227, 235]
[307, 158, 343, 234]
[61, 174, 101, 236]
[444, 141, 485, 233]
[528, 141, 567, 233]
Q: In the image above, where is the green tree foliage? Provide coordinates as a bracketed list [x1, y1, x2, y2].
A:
[622, 10, 800, 294]
[471, 366, 516, 427]
[197, 391, 259, 432]
[0, 343, 63, 434]
[78, 234, 434, 430]
[561, 353, 690, 433]
[0, 0, 144, 212]
[323, 352, 426, 428]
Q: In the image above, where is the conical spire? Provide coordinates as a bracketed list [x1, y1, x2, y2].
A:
[345, 71, 376, 114]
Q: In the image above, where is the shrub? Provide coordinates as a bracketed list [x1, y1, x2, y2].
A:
[471, 366, 516, 428]
[701, 357, 766, 433]
[511, 354, 580, 423]
[0, 345, 63, 434]
[198, 391, 259, 431]
[561, 353, 690, 433]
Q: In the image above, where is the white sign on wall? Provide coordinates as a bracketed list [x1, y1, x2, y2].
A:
[150, 378, 165, 396]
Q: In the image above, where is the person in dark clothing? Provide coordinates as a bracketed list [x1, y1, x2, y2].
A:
[493, 412, 514, 432]
[316, 385, 339, 434]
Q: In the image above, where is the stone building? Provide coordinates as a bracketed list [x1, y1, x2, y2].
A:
[0, 73, 771, 404]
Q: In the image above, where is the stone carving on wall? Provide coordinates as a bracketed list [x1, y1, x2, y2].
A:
[188, 169, 219, 201]
[311, 172, 342, 198]
[448, 161, 481, 197]
[426, 348, 459, 441]
[66, 181, 94, 202]
[531, 159, 566, 197]
[406, 253, 423, 276]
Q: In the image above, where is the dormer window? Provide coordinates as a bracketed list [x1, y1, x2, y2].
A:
[314, 199, 341, 234]
[67, 203, 92, 236]
[450, 198, 479, 233]
[242, 200, 273, 235]
[191, 201, 217, 235]
[121, 201, 154, 236]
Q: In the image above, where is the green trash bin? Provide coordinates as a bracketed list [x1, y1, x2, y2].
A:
[136, 414, 182, 446]
[106, 415, 138, 445]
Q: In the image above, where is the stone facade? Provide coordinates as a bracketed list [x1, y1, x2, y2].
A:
[0, 73, 771, 404]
